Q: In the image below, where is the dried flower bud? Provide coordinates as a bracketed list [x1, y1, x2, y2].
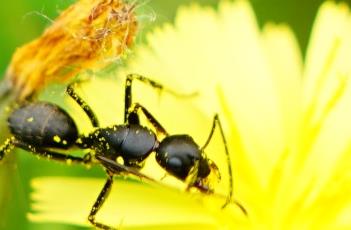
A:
[4, 0, 137, 100]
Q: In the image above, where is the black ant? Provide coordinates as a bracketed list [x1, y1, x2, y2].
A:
[0, 74, 246, 230]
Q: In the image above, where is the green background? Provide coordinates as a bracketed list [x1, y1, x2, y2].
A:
[0, 0, 350, 229]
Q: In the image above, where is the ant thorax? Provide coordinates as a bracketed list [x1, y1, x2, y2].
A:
[82, 124, 157, 165]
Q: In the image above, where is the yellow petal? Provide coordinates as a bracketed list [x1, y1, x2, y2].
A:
[303, 2, 351, 123]
[28, 177, 247, 229]
[261, 23, 303, 147]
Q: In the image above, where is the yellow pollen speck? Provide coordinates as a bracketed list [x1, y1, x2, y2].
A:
[62, 140, 67, 145]
[27, 117, 34, 122]
[53, 135, 61, 143]
[117, 156, 124, 165]
[85, 164, 92, 169]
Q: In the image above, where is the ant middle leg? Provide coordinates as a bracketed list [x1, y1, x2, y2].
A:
[125, 74, 164, 121]
[130, 103, 168, 136]
[88, 172, 115, 230]
[124, 73, 197, 123]
[66, 82, 99, 128]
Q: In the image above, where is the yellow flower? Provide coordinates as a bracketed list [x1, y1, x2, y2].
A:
[28, 0, 351, 229]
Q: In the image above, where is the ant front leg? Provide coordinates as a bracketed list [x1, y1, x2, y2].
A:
[96, 155, 156, 182]
[88, 172, 115, 230]
[130, 103, 169, 136]
[66, 82, 99, 128]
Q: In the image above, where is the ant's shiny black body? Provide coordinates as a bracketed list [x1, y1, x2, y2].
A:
[0, 74, 245, 230]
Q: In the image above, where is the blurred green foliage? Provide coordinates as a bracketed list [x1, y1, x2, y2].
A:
[0, 0, 350, 229]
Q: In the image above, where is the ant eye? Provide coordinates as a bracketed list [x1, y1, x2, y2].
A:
[198, 158, 211, 178]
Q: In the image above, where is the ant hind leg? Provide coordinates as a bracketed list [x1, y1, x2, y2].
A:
[13, 139, 92, 164]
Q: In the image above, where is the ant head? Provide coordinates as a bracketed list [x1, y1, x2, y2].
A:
[155, 135, 211, 181]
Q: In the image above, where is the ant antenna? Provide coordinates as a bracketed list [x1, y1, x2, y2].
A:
[201, 114, 246, 214]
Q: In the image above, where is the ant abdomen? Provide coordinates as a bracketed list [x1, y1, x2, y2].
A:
[87, 124, 157, 164]
[8, 102, 78, 148]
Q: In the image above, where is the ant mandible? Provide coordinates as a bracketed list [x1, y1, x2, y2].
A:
[0, 74, 246, 230]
